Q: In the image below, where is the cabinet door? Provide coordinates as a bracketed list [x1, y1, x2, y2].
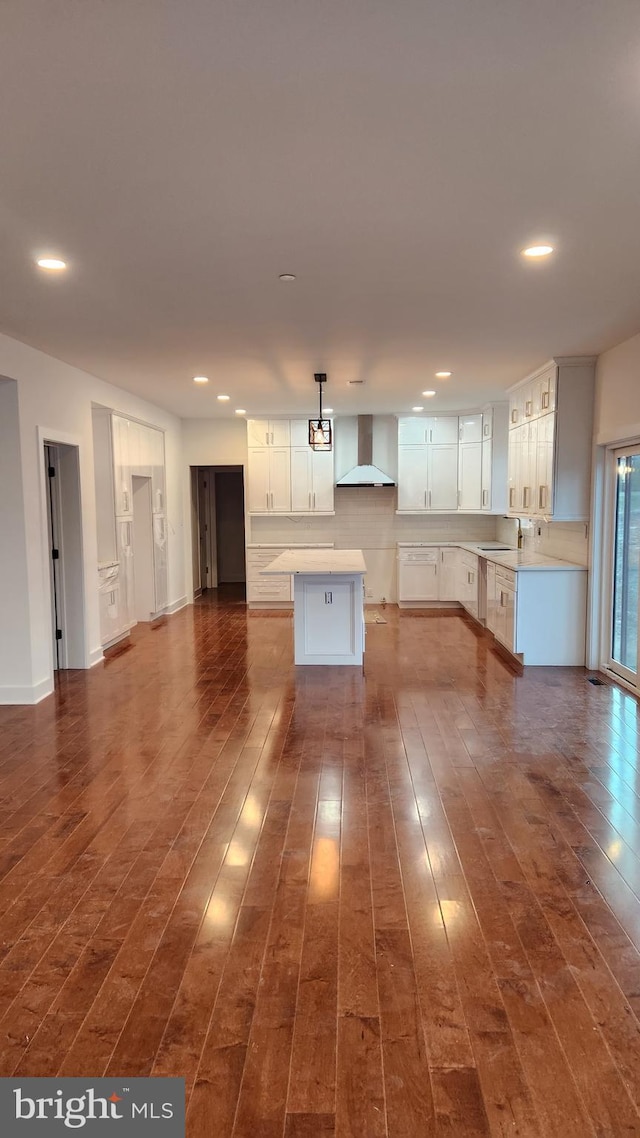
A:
[481, 438, 492, 510]
[509, 391, 523, 429]
[116, 518, 135, 631]
[495, 582, 516, 650]
[521, 420, 538, 515]
[458, 414, 483, 444]
[428, 444, 458, 510]
[112, 416, 132, 516]
[149, 429, 165, 513]
[486, 563, 497, 633]
[152, 514, 168, 613]
[536, 412, 555, 515]
[458, 442, 482, 510]
[290, 447, 312, 512]
[398, 417, 428, 444]
[290, 420, 310, 447]
[270, 421, 290, 447]
[268, 448, 291, 511]
[247, 448, 271, 512]
[311, 448, 334, 511]
[398, 445, 428, 510]
[426, 416, 459, 444]
[247, 420, 271, 447]
[438, 548, 459, 600]
[398, 561, 439, 601]
[482, 410, 493, 440]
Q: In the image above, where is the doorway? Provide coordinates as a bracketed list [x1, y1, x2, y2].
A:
[43, 442, 85, 669]
[607, 444, 640, 691]
[132, 475, 155, 621]
[192, 466, 246, 595]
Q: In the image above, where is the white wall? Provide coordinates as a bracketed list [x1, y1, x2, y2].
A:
[0, 332, 186, 704]
[595, 331, 640, 444]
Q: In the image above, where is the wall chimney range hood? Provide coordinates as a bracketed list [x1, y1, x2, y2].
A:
[336, 415, 396, 487]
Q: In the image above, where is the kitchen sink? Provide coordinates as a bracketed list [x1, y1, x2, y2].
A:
[477, 546, 512, 551]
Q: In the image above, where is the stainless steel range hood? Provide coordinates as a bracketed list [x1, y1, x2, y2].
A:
[336, 415, 396, 487]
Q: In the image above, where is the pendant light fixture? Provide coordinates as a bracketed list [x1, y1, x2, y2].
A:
[308, 373, 332, 450]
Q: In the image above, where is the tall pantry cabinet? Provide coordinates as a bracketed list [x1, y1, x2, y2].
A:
[93, 408, 168, 647]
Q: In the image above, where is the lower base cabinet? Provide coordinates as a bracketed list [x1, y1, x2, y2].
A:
[486, 563, 586, 665]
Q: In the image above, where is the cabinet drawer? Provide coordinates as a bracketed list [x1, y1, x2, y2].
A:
[495, 566, 517, 590]
[247, 579, 292, 601]
[397, 548, 438, 563]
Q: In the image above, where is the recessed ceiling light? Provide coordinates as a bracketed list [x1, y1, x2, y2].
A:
[435, 371, 452, 378]
[422, 390, 436, 397]
[522, 245, 554, 258]
[279, 273, 296, 281]
[193, 375, 209, 384]
[217, 394, 230, 401]
[324, 407, 334, 414]
[235, 408, 246, 415]
[36, 257, 67, 271]
[412, 406, 424, 412]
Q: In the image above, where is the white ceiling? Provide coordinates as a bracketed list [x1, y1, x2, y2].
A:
[2, 0, 640, 418]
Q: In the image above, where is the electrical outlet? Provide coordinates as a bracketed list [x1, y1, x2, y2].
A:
[366, 588, 373, 598]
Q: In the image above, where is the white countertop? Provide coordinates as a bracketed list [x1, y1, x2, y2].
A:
[247, 543, 334, 549]
[397, 541, 586, 572]
[262, 548, 367, 575]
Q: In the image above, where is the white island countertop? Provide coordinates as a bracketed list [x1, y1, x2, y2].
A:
[262, 548, 367, 575]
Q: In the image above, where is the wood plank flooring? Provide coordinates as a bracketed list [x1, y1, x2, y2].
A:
[1, 592, 640, 1135]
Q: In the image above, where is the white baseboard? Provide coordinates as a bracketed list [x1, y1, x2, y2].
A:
[166, 595, 188, 615]
[89, 647, 104, 667]
[0, 677, 54, 706]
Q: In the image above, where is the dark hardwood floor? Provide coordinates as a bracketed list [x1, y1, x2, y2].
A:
[1, 594, 640, 1136]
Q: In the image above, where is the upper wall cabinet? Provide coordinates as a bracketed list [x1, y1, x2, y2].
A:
[507, 357, 595, 520]
[397, 405, 508, 514]
[247, 447, 291, 513]
[246, 419, 334, 514]
[247, 419, 291, 447]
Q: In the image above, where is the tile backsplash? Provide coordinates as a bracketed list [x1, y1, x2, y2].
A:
[496, 517, 589, 566]
[250, 488, 499, 601]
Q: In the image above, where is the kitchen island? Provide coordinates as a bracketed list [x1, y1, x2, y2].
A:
[261, 548, 367, 665]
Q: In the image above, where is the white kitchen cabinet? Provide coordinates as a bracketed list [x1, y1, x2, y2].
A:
[484, 559, 587, 664]
[152, 514, 168, 613]
[247, 447, 291, 513]
[397, 406, 507, 515]
[491, 566, 517, 651]
[247, 419, 291, 447]
[458, 414, 483, 444]
[428, 444, 458, 510]
[458, 551, 479, 619]
[438, 547, 459, 600]
[426, 416, 459, 444]
[507, 357, 595, 520]
[458, 441, 482, 510]
[98, 562, 122, 646]
[481, 439, 492, 510]
[290, 447, 334, 513]
[397, 442, 458, 512]
[148, 428, 166, 513]
[398, 552, 439, 601]
[397, 445, 428, 510]
[116, 517, 135, 632]
[112, 415, 132, 516]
